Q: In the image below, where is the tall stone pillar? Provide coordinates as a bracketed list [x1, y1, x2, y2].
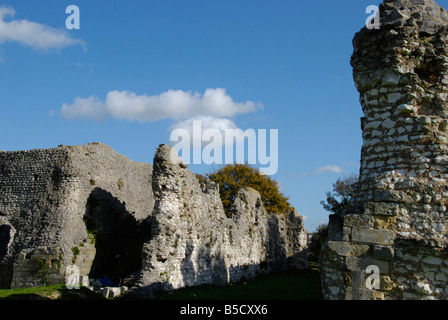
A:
[320, 0, 448, 300]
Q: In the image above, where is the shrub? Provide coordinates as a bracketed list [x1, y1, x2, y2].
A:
[307, 223, 328, 262]
[320, 174, 360, 216]
[206, 163, 291, 216]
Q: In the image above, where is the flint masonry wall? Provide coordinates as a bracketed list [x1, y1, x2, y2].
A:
[130, 145, 308, 297]
[0, 143, 308, 293]
[320, 0, 448, 300]
[0, 142, 154, 288]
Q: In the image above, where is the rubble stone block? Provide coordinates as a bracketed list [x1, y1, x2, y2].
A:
[328, 241, 370, 257]
[372, 246, 395, 260]
[364, 202, 399, 216]
[351, 228, 395, 246]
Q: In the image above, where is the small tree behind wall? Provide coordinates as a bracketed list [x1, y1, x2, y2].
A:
[205, 163, 292, 217]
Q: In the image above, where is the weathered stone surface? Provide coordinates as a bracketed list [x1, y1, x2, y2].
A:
[422, 256, 443, 265]
[320, 0, 448, 300]
[0, 142, 310, 294]
[327, 241, 370, 257]
[380, 275, 396, 291]
[364, 202, 399, 216]
[345, 256, 389, 274]
[373, 245, 395, 260]
[374, 216, 397, 230]
[0, 143, 154, 288]
[131, 144, 308, 297]
[351, 228, 395, 246]
[343, 213, 373, 228]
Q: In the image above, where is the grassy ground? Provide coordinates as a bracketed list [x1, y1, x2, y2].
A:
[0, 266, 322, 300]
[154, 269, 322, 300]
[0, 284, 104, 300]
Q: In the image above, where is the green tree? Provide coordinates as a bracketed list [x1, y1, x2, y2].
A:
[195, 173, 208, 185]
[307, 223, 328, 263]
[206, 163, 291, 216]
[320, 174, 359, 216]
[309, 174, 359, 263]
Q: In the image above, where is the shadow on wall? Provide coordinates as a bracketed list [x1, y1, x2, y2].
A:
[0, 224, 13, 288]
[266, 214, 287, 272]
[83, 188, 151, 286]
[173, 211, 306, 292]
[180, 241, 227, 287]
[125, 219, 309, 299]
[0, 225, 11, 258]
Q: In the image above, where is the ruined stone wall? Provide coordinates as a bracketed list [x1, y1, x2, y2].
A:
[320, 0, 448, 300]
[0, 143, 308, 293]
[128, 144, 309, 297]
[0, 143, 153, 288]
[0, 147, 70, 287]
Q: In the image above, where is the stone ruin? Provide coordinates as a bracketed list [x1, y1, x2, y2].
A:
[7, 0, 448, 302]
[320, 0, 448, 300]
[0, 142, 308, 297]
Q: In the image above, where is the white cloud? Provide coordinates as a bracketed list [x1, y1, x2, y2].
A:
[61, 88, 263, 122]
[170, 116, 238, 133]
[61, 96, 108, 121]
[169, 116, 239, 147]
[0, 6, 86, 51]
[303, 165, 343, 177]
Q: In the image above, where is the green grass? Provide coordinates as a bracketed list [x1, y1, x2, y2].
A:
[0, 268, 323, 300]
[0, 284, 104, 300]
[309, 261, 319, 271]
[0, 284, 61, 299]
[153, 269, 323, 300]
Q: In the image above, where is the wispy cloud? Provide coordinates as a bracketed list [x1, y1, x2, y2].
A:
[61, 88, 263, 122]
[61, 95, 107, 121]
[0, 6, 86, 51]
[303, 165, 343, 177]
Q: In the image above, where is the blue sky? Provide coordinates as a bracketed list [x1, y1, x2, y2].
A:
[0, 0, 383, 232]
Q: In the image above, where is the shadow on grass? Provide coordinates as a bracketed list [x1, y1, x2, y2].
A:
[0, 293, 53, 300]
[56, 286, 105, 300]
[0, 285, 105, 300]
[0, 268, 323, 301]
[152, 269, 323, 300]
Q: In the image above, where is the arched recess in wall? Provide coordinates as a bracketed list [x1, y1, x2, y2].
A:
[0, 222, 15, 289]
[0, 224, 12, 259]
[83, 188, 151, 286]
[412, 34, 447, 117]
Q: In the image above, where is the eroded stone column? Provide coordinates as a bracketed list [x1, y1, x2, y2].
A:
[320, 0, 448, 300]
